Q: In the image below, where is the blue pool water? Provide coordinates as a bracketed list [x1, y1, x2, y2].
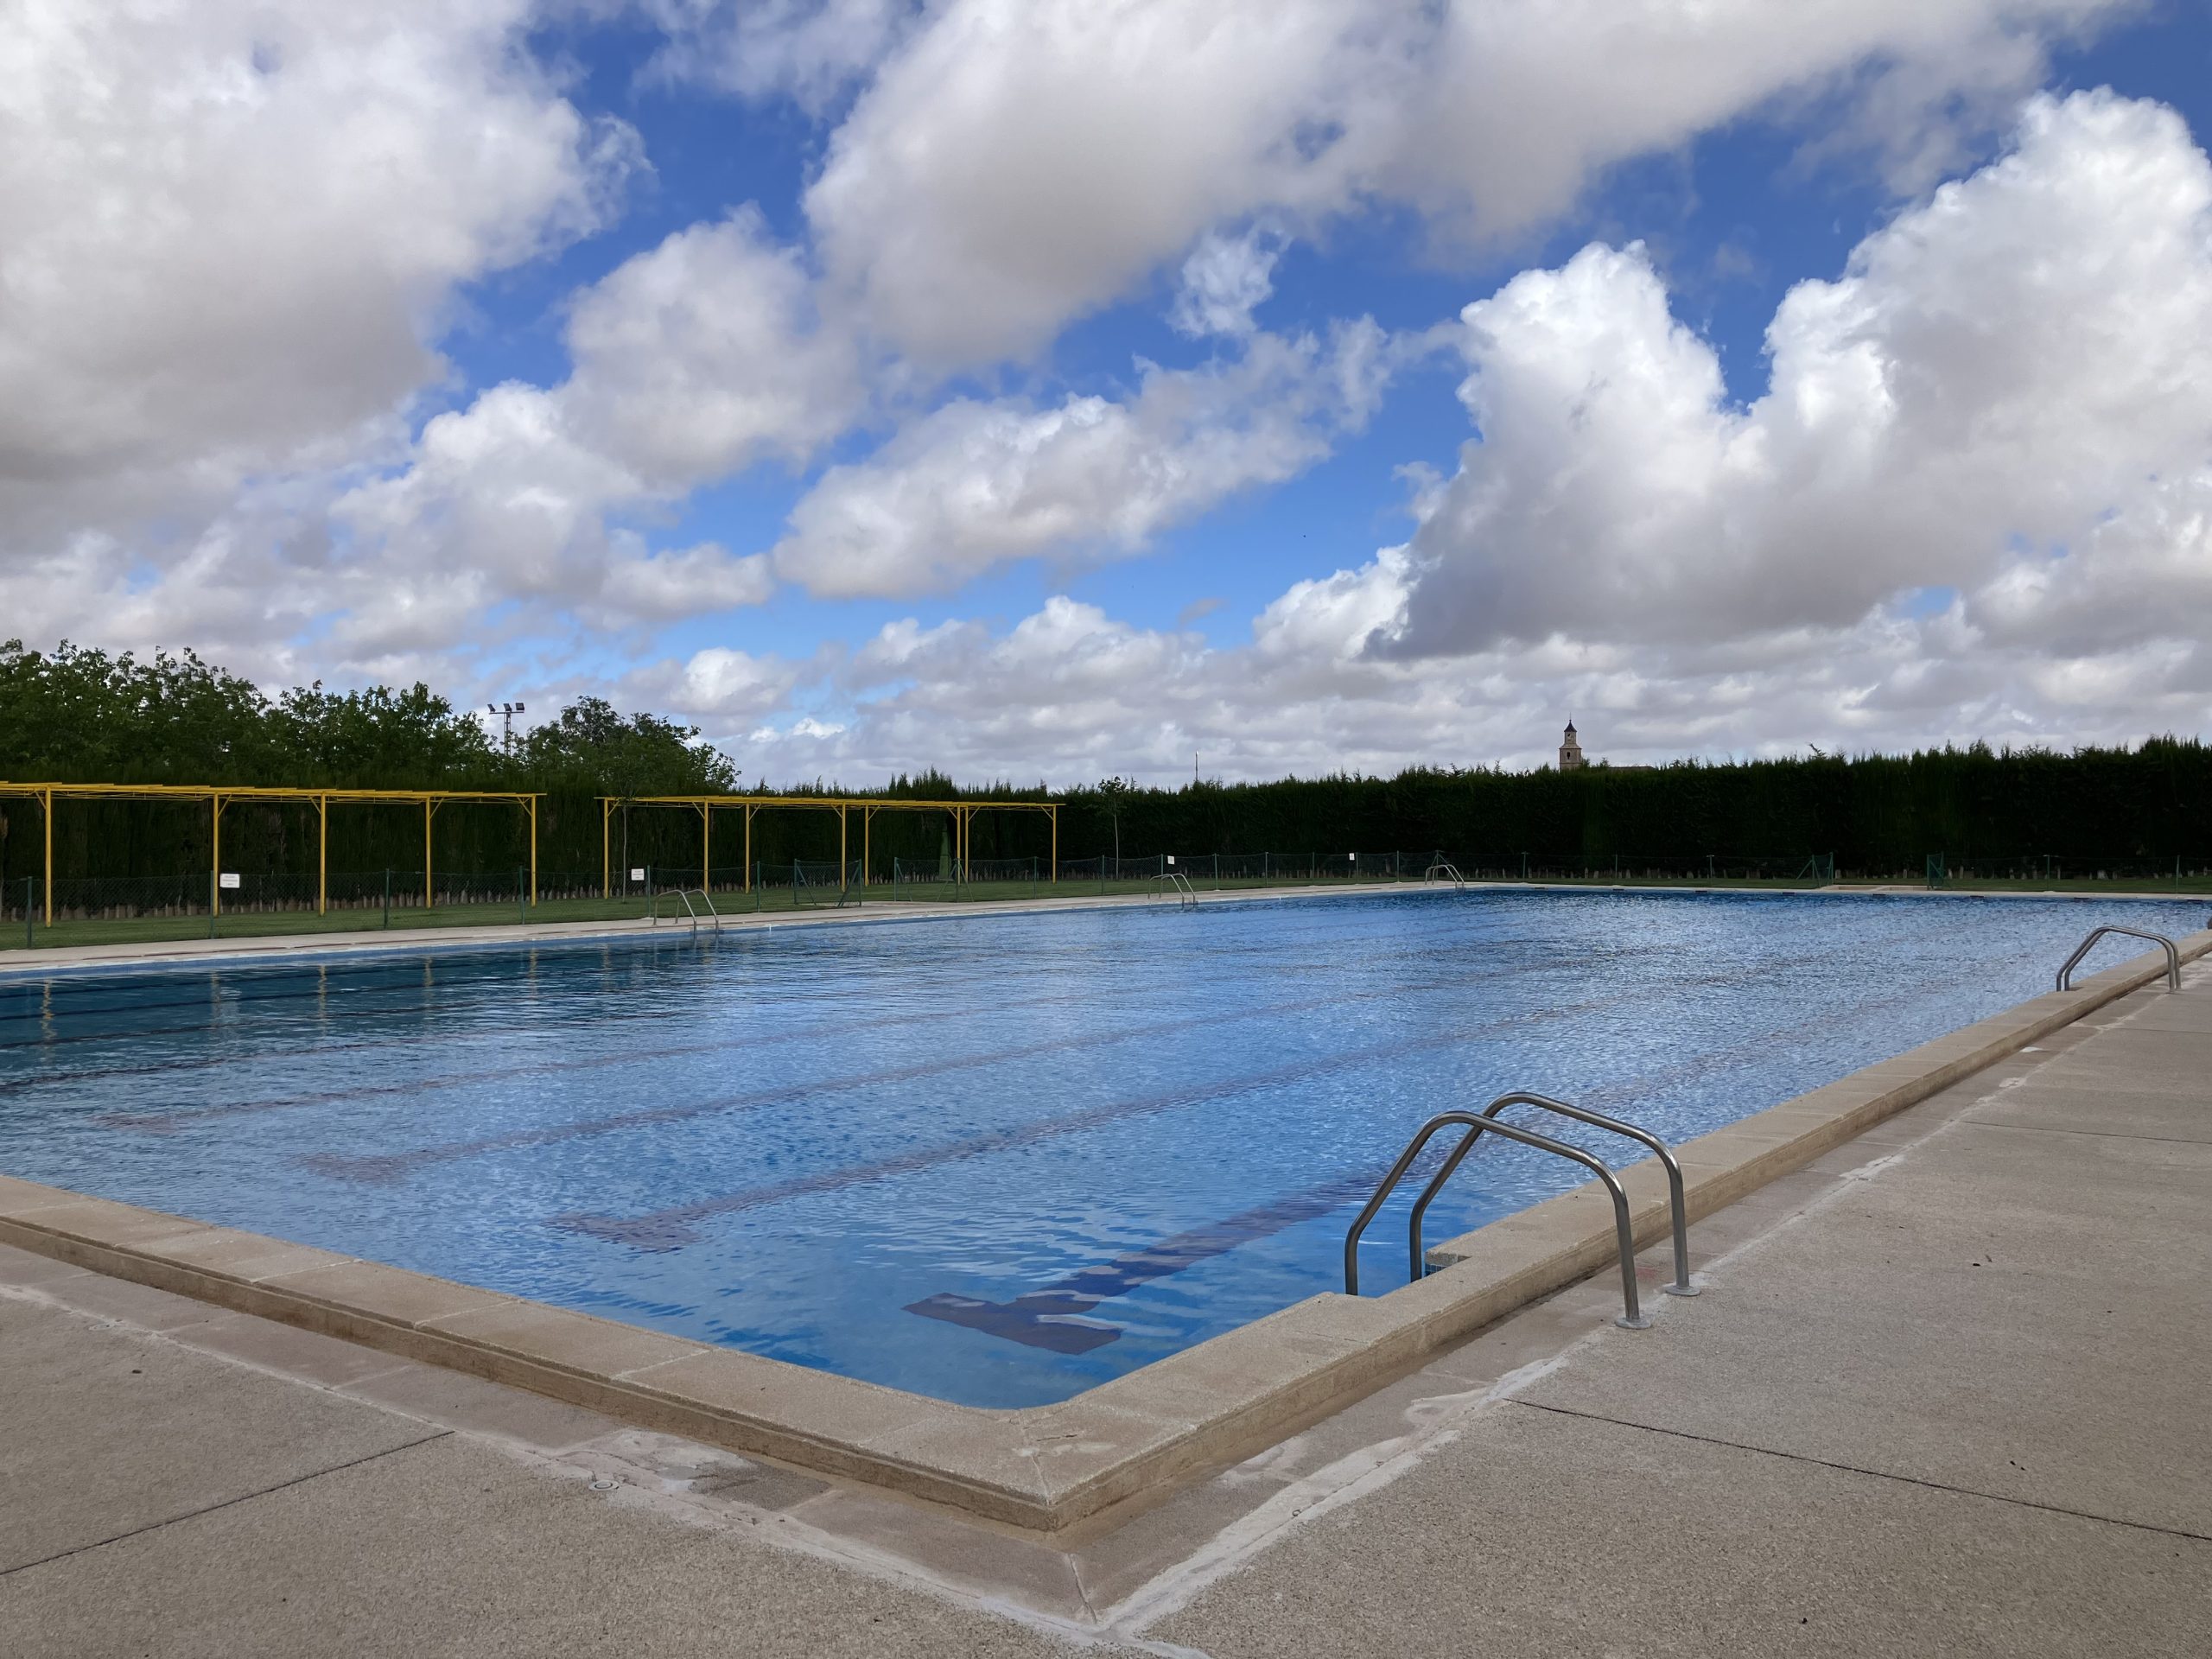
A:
[0, 889, 2193, 1406]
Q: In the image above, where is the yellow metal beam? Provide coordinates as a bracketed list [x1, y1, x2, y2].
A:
[0, 782, 539, 805]
[0, 781, 547, 920]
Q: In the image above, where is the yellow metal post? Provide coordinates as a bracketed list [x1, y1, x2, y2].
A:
[41, 787, 52, 927]
[529, 797, 537, 906]
[701, 802, 711, 892]
[838, 806, 847, 891]
[601, 798, 613, 899]
[743, 805, 753, 891]
[212, 792, 222, 918]
[1051, 806, 1057, 883]
[317, 794, 327, 915]
[423, 798, 433, 911]
[863, 807, 873, 889]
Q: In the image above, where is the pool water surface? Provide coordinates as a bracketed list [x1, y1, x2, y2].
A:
[0, 889, 2188, 1405]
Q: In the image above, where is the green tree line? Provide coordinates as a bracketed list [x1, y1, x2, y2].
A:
[3, 639, 2209, 884]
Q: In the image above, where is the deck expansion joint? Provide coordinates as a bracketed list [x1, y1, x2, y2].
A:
[1506, 1400, 2212, 1545]
[0, 1430, 456, 1581]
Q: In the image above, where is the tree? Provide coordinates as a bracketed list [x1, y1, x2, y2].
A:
[1097, 774, 1132, 865]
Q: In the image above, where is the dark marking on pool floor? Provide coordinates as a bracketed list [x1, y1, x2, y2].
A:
[904, 1173, 1382, 1352]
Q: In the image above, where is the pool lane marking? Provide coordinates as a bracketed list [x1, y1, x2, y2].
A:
[546, 928, 1986, 1255]
[543, 963, 1718, 1251]
[0, 929, 931, 1050]
[16, 949, 1071, 1101]
[298, 950, 1596, 1183]
[0, 950, 652, 1039]
[96, 971, 1173, 1133]
[905, 1173, 1383, 1354]
[0, 921, 1152, 1039]
[897, 948, 2000, 1355]
[0, 893, 1609, 1052]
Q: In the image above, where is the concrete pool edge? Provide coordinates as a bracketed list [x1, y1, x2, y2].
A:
[2, 931, 2204, 1535]
[0, 880, 1433, 976]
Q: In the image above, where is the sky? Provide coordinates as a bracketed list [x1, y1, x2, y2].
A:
[7, 1, 2212, 785]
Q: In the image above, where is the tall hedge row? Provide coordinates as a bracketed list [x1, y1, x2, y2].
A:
[3, 639, 2206, 882]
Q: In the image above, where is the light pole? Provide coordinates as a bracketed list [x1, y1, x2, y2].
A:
[487, 701, 526, 757]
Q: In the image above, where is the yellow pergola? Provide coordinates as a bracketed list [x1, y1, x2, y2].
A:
[0, 781, 540, 925]
[599, 794, 1058, 896]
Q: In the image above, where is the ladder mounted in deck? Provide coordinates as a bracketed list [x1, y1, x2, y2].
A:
[1424, 860, 1466, 891]
[1156, 870, 1198, 909]
[650, 887, 721, 936]
[2056, 925, 2179, 992]
[1344, 1091, 1697, 1331]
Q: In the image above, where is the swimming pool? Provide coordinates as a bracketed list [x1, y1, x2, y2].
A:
[0, 889, 2191, 1406]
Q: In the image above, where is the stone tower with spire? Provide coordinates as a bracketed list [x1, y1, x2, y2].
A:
[1559, 719, 1586, 772]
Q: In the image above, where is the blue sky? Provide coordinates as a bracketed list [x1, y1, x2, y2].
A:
[10, 3, 2212, 782]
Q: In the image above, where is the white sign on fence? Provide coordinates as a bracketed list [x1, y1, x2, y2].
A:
[1166, 855, 1175, 866]
[630, 868, 646, 882]
[219, 873, 241, 890]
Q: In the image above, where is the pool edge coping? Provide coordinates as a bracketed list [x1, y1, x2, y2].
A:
[2, 931, 2203, 1535]
[0, 880, 1433, 977]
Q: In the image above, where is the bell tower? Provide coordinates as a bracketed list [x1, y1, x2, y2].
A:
[1559, 719, 1586, 772]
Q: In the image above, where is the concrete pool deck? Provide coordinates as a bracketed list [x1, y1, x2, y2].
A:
[3, 946, 2207, 1653]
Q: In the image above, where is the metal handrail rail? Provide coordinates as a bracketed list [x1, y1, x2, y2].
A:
[1154, 870, 1198, 909]
[1344, 1110, 1649, 1328]
[650, 887, 721, 935]
[1424, 861, 1466, 891]
[2056, 925, 2178, 992]
[1407, 1092, 1695, 1299]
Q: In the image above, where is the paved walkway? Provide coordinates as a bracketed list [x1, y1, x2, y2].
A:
[2, 969, 2206, 1656]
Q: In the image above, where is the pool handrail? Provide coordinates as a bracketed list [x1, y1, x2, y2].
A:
[1344, 1109, 1649, 1328]
[1424, 860, 1466, 891]
[650, 887, 721, 935]
[1154, 870, 1198, 909]
[2056, 925, 2178, 992]
[1406, 1092, 1696, 1300]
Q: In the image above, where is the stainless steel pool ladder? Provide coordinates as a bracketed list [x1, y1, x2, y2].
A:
[1424, 861, 1466, 891]
[651, 887, 721, 935]
[1156, 870, 1198, 909]
[2056, 925, 2178, 992]
[1343, 1092, 1697, 1330]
